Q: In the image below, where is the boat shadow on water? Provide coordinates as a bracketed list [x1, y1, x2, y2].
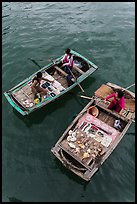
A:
[7, 196, 23, 202]
[53, 157, 90, 190]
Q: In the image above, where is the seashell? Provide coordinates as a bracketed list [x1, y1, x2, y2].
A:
[87, 148, 91, 153]
[68, 142, 76, 148]
[70, 136, 76, 142]
[68, 130, 73, 135]
[75, 147, 80, 153]
[67, 136, 72, 141]
[72, 132, 76, 137]
[79, 143, 85, 149]
[82, 152, 90, 159]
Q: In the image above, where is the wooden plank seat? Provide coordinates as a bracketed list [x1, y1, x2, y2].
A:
[54, 65, 75, 82]
[73, 65, 84, 74]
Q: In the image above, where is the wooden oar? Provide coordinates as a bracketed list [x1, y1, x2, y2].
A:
[78, 95, 104, 105]
[122, 83, 135, 91]
[28, 58, 41, 69]
[67, 67, 86, 93]
[78, 95, 93, 100]
[52, 59, 86, 94]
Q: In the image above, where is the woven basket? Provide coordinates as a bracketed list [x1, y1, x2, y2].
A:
[87, 106, 99, 117]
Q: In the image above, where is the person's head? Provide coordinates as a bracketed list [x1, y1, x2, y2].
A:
[116, 90, 124, 98]
[65, 48, 70, 54]
[36, 72, 42, 79]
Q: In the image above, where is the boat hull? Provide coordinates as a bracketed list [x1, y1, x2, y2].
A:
[4, 50, 98, 116]
[51, 82, 135, 181]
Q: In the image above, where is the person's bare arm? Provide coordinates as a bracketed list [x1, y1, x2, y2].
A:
[119, 108, 123, 115]
[31, 80, 38, 95]
[42, 77, 54, 83]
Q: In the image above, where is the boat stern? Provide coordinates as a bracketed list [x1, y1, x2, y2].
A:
[4, 91, 27, 116]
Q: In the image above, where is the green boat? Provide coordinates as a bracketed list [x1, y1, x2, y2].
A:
[4, 50, 98, 116]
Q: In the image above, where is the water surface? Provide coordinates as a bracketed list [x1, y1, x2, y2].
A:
[2, 2, 135, 202]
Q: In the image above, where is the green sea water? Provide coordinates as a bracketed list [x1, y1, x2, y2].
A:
[2, 2, 135, 202]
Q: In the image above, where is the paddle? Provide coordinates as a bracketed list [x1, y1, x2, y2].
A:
[78, 95, 93, 100]
[67, 67, 86, 93]
[28, 58, 41, 69]
[122, 83, 135, 91]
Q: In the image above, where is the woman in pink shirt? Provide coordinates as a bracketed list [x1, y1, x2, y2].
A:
[61, 50, 74, 74]
[105, 89, 125, 113]
[60, 48, 74, 86]
[62, 53, 74, 69]
[61, 48, 70, 64]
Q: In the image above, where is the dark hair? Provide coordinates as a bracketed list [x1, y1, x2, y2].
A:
[117, 90, 124, 98]
[68, 52, 72, 59]
[36, 72, 42, 78]
[65, 48, 70, 54]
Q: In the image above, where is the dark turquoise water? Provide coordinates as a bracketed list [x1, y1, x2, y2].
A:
[2, 2, 135, 202]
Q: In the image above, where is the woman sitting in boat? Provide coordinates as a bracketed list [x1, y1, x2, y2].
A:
[104, 89, 125, 114]
[61, 52, 74, 74]
[61, 52, 75, 86]
[59, 48, 74, 74]
[61, 48, 71, 64]
[57, 48, 70, 68]
[57, 48, 74, 86]
[31, 71, 53, 100]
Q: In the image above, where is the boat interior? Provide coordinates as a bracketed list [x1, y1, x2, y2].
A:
[52, 83, 135, 176]
[10, 56, 90, 110]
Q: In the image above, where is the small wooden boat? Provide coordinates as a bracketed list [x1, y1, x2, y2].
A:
[4, 50, 98, 116]
[51, 82, 135, 181]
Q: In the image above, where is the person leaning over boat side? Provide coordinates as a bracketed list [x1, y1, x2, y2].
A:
[104, 89, 125, 114]
[31, 71, 53, 100]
